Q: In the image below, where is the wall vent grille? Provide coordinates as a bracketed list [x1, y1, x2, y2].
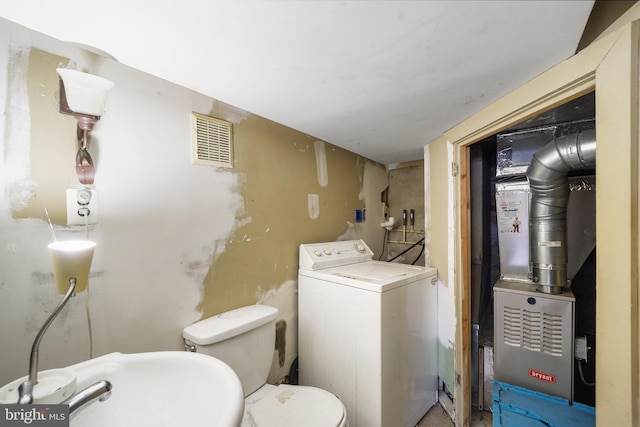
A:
[191, 112, 233, 168]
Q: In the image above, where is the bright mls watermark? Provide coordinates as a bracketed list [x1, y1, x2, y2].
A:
[0, 405, 68, 427]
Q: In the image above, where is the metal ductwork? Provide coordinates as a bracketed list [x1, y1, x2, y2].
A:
[526, 128, 596, 294]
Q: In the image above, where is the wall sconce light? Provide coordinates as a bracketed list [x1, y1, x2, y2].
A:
[56, 68, 114, 185]
[49, 240, 96, 295]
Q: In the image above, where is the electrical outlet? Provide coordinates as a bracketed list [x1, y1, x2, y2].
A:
[575, 336, 588, 361]
[66, 188, 99, 225]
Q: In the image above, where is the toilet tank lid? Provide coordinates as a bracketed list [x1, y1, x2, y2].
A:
[183, 304, 278, 345]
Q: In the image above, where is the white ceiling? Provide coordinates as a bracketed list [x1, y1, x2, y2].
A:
[0, 1, 594, 165]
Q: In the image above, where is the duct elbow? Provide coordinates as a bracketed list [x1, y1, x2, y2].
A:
[527, 129, 596, 185]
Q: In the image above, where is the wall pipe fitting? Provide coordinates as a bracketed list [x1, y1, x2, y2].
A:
[526, 128, 596, 294]
[402, 210, 407, 242]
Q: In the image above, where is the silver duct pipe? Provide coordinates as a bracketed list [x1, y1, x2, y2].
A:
[526, 128, 596, 294]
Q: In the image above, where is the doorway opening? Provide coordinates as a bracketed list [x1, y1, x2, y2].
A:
[469, 91, 596, 418]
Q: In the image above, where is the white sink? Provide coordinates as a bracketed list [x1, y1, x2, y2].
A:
[66, 351, 244, 427]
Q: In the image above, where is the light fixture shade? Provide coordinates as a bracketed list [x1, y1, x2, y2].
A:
[48, 240, 96, 294]
[56, 68, 114, 117]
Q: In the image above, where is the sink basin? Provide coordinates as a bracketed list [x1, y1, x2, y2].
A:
[65, 351, 244, 427]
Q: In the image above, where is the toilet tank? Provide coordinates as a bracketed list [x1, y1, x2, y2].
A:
[183, 304, 278, 397]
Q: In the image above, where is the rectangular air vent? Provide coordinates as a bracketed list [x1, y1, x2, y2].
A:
[191, 112, 233, 168]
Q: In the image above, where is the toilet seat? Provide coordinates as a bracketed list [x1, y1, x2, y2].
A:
[247, 384, 347, 427]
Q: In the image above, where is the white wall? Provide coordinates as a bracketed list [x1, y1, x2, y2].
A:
[0, 24, 245, 385]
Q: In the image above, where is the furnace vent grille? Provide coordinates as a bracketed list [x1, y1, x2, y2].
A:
[522, 310, 542, 351]
[501, 306, 565, 357]
[503, 307, 522, 347]
[191, 112, 233, 168]
[542, 313, 564, 356]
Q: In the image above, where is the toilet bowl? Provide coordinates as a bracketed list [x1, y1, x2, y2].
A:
[243, 384, 347, 427]
[183, 304, 347, 427]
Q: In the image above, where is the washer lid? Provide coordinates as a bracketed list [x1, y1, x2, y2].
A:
[248, 385, 345, 427]
[299, 260, 437, 292]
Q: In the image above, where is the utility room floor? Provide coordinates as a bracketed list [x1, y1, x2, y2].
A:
[417, 404, 492, 427]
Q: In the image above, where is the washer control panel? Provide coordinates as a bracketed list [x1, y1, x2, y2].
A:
[299, 239, 374, 270]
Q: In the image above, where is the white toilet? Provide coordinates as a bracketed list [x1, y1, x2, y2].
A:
[183, 304, 348, 427]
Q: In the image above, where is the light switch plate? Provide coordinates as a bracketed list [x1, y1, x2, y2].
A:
[66, 188, 99, 225]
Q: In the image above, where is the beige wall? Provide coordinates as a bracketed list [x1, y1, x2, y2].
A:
[426, 7, 640, 426]
[201, 117, 367, 316]
[578, 0, 638, 51]
[0, 19, 388, 386]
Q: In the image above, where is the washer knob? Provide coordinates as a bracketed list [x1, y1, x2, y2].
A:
[324, 249, 332, 255]
[313, 250, 323, 257]
[355, 244, 366, 253]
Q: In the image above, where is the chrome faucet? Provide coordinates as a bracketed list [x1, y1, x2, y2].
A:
[15, 275, 112, 419]
[62, 380, 112, 420]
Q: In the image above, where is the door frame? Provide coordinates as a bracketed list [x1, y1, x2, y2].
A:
[426, 18, 640, 427]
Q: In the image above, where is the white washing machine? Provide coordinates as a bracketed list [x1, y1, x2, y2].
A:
[298, 239, 438, 427]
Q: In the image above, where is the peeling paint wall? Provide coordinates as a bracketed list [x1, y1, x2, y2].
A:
[0, 19, 388, 386]
[424, 140, 456, 392]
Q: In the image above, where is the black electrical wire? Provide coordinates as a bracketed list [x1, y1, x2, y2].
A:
[387, 237, 425, 263]
[378, 228, 389, 261]
[411, 242, 425, 265]
[577, 360, 595, 387]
